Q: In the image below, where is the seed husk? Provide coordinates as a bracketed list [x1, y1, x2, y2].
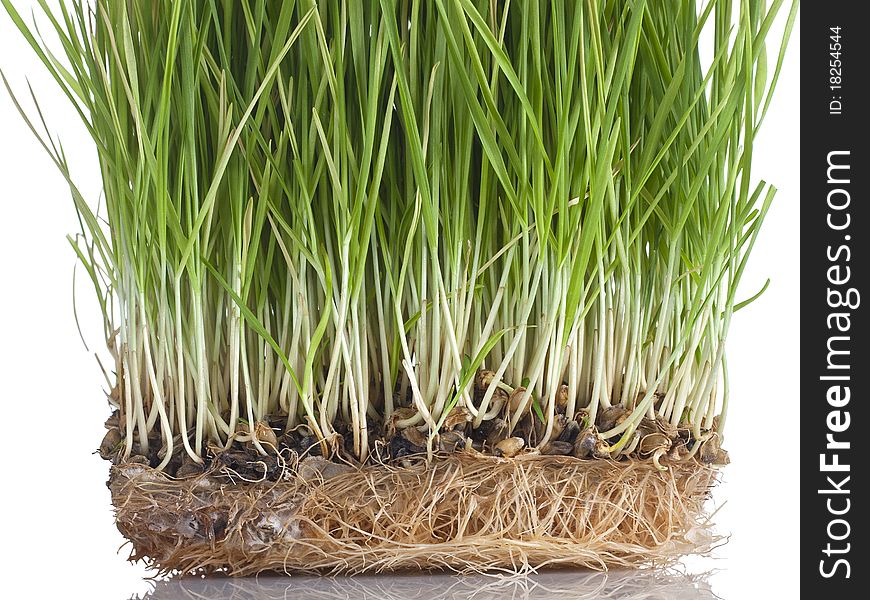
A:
[490, 387, 509, 410]
[574, 428, 611, 459]
[254, 421, 279, 449]
[558, 420, 581, 444]
[495, 437, 525, 458]
[514, 415, 536, 447]
[438, 431, 466, 453]
[639, 432, 672, 455]
[104, 410, 120, 430]
[700, 434, 722, 464]
[598, 405, 628, 432]
[281, 430, 300, 449]
[401, 425, 429, 450]
[636, 417, 658, 438]
[508, 387, 528, 415]
[550, 414, 568, 440]
[475, 370, 496, 391]
[441, 405, 470, 431]
[100, 427, 123, 460]
[485, 418, 509, 448]
[384, 408, 417, 438]
[573, 427, 600, 458]
[668, 440, 690, 462]
[541, 441, 573, 456]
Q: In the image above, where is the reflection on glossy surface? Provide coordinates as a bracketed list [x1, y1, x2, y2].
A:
[132, 569, 719, 600]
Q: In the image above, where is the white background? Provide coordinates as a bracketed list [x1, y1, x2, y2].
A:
[0, 3, 800, 598]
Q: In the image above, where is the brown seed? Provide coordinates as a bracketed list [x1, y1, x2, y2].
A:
[550, 414, 568, 440]
[593, 437, 612, 459]
[495, 437, 525, 458]
[391, 407, 418, 421]
[558, 420, 581, 444]
[104, 410, 120, 430]
[541, 440, 573, 456]
[668, 440, 690, 462]
[491, 387, 509, 407]
[639, 432, 671, 455]
[384, 407, 417, 438]
[597, 405, 627, 431]
[254, 421, 279, 449]
[439, 430, 466, 453]
[485, 418, 509, 447]
[573, 427, 611, 459]
[401, 425, 429, 449]
[508, 387, 528, 415]
[108, 385, 121, 404]
[658, 415, 688, 439]
[99, 428, 123, 460]
[636, 417, 658, 438]
[514, 415, 536, 447]
[442, 405, 470, 431]
[699, 434, 722, 464]
[572, 428, 599, 458]
[476, 370, 496, 390]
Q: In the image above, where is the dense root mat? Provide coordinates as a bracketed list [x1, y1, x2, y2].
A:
[110, 453, 719, 575]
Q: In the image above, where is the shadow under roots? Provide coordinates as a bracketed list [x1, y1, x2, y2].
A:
[131, 568, 720, 600]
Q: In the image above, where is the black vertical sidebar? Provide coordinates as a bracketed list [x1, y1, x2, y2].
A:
[802, 2, 867, 595]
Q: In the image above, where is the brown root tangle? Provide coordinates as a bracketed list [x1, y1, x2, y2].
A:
[110, 452, 720, 576]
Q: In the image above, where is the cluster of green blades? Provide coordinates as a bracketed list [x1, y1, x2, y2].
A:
[2, 0, 796, 466]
